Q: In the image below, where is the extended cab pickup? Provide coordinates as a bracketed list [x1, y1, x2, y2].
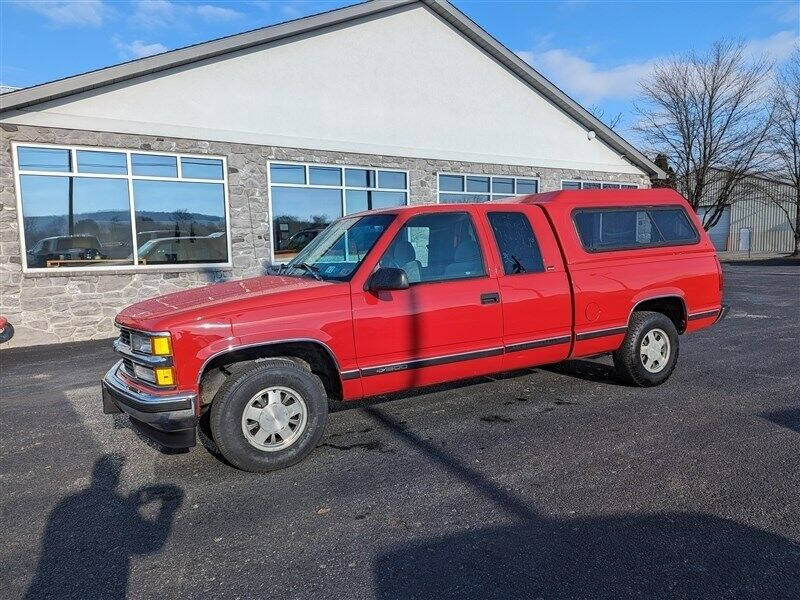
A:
[102, 189, 728, 472]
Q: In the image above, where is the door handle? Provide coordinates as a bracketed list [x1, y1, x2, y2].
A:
[480, 292, 500, 304]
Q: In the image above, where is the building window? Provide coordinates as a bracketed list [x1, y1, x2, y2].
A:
[270, 162, 408, 261]
[437, 173, 539, 203]
[562, 180, 638, 190]
[14, 144, 230, 271]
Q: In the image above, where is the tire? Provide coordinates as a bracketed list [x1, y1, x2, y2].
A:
[209, 358, 328, 472]
[613, 311, 679, 387]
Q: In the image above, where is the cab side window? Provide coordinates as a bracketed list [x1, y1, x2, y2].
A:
[488, 212, 544, 274]
[380, 212, 486, 283]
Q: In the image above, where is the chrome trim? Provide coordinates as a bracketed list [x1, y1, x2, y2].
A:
[340, 369, 360, 380]
[114, 321, 171, 337]
[575, 326, 628, 341]
[113, 339, 173, 367]
[196, 338, 345, 384]
[687, 309, 721, 321]
[103, 361, 194, 413]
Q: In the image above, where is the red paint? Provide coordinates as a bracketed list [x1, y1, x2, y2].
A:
[114, 189, 724, 400]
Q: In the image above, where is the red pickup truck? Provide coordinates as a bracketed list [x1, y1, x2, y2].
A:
[102, 189, 728, 472]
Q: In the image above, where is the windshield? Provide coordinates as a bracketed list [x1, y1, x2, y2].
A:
[279, 213, 395, 281]
[56, 236, 99, 250]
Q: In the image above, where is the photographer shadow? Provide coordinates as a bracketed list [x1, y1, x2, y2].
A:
[25, 455, 184, 600]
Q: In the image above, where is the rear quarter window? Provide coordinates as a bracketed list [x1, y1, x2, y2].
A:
[573, 206, 699, 252]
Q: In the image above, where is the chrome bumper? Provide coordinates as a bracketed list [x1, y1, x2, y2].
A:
[102, 360, 197, 448]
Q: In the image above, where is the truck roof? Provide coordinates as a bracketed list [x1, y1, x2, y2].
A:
[363, 188, 690, 217]
[510, 187, 688, 208]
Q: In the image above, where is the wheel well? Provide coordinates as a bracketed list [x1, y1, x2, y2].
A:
[631, 297, 687, 333]
[198, 341, 342, 406]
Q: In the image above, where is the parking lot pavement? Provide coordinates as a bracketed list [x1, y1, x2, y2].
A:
[1, 263, 798, 600]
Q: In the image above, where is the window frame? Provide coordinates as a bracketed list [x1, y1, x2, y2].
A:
[12, 142, 232, 273]
[267, 160, 410, 264]
[561, 179, 639, 190]
[436, 172, 540, 204]
[377, 210, 489, 286]
[570, 205, 700, 253]
[486, 210, 545, 276]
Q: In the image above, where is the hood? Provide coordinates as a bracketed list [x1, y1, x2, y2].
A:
[116, 275, 340, 329]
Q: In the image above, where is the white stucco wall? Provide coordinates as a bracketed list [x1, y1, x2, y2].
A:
[1, 5, 643, 175]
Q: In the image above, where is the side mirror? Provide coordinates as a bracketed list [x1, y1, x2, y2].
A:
[368, 267, 409, 292]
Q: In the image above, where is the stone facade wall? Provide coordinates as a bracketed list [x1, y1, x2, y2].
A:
[0, 124, 649, 347]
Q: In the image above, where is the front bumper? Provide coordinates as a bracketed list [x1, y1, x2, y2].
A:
[102, 360, 197, 448]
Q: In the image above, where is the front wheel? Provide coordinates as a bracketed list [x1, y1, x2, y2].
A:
[209, 359, 328, 472]
[613, 311, 679, 387]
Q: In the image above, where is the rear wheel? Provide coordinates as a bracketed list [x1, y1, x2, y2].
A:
[613, 311, 679, 387]
[210, 359, 328, 472]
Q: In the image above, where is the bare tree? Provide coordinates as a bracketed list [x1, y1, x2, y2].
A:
[635, 41, 773, 230]
[765, 49, 800, 255]
[589, 105, 623, 130]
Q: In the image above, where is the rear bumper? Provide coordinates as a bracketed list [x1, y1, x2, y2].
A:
[102, 361, 197, 448]
[714, 304, 730, 324]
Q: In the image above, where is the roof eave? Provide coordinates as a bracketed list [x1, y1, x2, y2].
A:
[0, 0, 663, 179]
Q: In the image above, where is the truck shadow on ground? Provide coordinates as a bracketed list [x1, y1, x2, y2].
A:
[366, 407, 800, 600]
[761, 407, 800, 435]
[24, 455, 184, 600]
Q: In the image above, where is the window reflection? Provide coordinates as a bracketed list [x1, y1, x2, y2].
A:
[77, 150, 127, 175]
[272, 187, 342, 260]
[439, 174, 538, 203]
[132, 153, 177, 178]
[270, 163, 408, 260]
[20, 175, 133, 268]
[133, 180, 227, 264]
[18, 147, 70, 172]
[16, 146, 230, 269]
[181, 157, 223, 180]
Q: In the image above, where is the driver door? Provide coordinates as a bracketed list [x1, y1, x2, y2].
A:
[351, 209, 503, 396]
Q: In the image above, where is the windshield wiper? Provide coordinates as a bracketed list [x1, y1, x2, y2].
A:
[297, 262, 322, 281]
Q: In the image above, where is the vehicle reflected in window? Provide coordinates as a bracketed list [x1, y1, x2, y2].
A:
[20, 175, 134, 268]
[15, 145, 230, 270]
[271, 187, 342, 261]
[133, 180, 227, 265]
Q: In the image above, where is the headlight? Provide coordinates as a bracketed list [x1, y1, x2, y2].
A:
[129, 332, 152, 353]
[132, 363, 156, 384]
[129, 332, 172, 356]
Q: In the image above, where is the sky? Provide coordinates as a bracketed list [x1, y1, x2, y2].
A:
[1, 0, 798, 142]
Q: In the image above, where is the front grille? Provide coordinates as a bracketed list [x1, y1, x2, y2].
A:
[119, 328, 131, 347]
[121, 357, 135, 377]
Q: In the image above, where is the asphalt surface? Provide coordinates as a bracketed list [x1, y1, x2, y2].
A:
[1, 262, 799, 600]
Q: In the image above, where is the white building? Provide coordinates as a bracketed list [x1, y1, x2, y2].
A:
[0, 0, 662, 347]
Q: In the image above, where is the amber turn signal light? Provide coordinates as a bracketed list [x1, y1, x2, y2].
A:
[154, 367, 175, 386]
[151, 336, 172, 356]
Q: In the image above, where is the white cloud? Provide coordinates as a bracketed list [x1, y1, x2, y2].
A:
[517, 49, 657, 104]
[279, 2, 306, 20]
[114, 38, 168, 60]
[745, 30, 798, 63]
[517, 29, 798, 104]
[131, 0, 177, 28]
[14, 0, 110, 27]
[131, 1, 243, 27]
[195, 4, 243, 21]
